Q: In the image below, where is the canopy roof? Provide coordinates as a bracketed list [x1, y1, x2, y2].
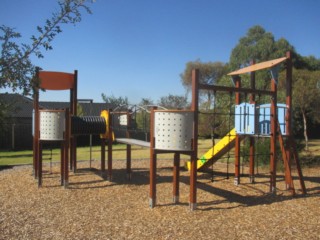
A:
[227, 57, 287, 76]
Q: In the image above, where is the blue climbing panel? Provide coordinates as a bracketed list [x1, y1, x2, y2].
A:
[235, 103, 288, 136]
[235, 103, 255, 134]
[258, 103, 287, 135]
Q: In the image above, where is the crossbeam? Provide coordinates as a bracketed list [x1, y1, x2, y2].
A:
[199, 84, 275, 96]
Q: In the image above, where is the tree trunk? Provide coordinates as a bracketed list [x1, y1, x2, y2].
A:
[302, 110, 309, 150]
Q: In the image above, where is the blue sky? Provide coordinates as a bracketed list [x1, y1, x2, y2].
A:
[1, 0, 319, 104]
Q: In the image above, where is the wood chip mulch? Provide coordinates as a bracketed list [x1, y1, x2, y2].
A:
[0, 159, 319, 240]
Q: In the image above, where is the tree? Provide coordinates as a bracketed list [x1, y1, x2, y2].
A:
[229, 25, 296, 70]
[101, 93, 129, 107]
[180, 60, 227, 110]
[157, 94, 189, 109]
[139, 98, 154, 107]
[229, 25, 320, 72]
[0, 0, 93, 96]
[291, 69, 320, 149]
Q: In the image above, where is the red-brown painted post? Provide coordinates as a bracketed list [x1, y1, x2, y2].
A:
[38, 142, 42, 187]
[33, 78, 40, 180]
[249, 60, 256, 183]
[285, 51, 293, 189]
[149, 107, 157, 208]
[107, 110, 113, 181]
[60, 142, 65, 185]
[64, 108, 70, 188]
[270, 77, 277, 193]
[234, 75, 241, 185]
[101, 138, 106, 178]
[70, 70, 78, 173]
[190, 69, 199, 210]
[173, 152, 180, 203]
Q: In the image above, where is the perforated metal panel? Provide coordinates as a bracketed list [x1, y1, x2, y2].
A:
[39, 110, 65, 140]
[119, 114, 128, 126]
[154, 111, 194, 151]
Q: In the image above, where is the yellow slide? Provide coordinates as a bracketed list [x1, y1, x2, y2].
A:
[185, 128, 237, 171]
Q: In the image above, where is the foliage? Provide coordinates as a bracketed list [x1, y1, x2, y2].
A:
[0, 0, 92, 96]
[101, 93, 129, 108]
[157, 94, 189, 109]
[139, 98, 154, 106]
[292, 69, 320, 149]
[229, 25, 295, 70]
[180, 60, 227, 109]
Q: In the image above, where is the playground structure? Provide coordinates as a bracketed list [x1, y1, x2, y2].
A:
[186, 52, 306, 198]
[32, 70, 113, 187]
[32, 52, 306, 210]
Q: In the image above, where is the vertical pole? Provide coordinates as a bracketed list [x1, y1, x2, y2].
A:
[173, 152, 180, 203]
[33, 68, 40, 179]
[107, 110, 113, 181]
[70, 70, 78, 172]
[234, 75, 241, 185]
[126, 112, 132, 180]
[249, 60, 256, 183]
[101, 138, 106, 178]
[285, 51, 293, 189]
[149, 107, 157, 208]
[38, 142, 42, 187]
[60, 142, 64, 185]
[270, 78, 277, 193]
[64, 108, 70, 188]
[190, 69, 199, 211]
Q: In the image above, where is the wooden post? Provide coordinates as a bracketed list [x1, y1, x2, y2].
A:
[149, 107, 157, 208]
[33, 68, 40, 179]
[285, 51, 293, 189]
[190, 69, 199, 210]
[101, 138, 106, 178]
[234, 75, 241, 185]
[38, 142, 42, 187]
[64, 108, 70, 188]
[173, 152, 180, 203]
[60, 142, 64, 185]
[270, 78, 277, 193]
[107, 110, 113, 181]
[70, 70, 78, 172]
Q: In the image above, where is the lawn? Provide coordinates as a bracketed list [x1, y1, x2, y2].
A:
[0, 140, 214, 166]
[1, 139, 319, 166]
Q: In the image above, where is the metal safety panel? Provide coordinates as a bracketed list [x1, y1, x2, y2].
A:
[235, 103, 255, 135]
[258, 103, 287, 136]
[39, 110, 65, 140]
[154, 111, 194, 151]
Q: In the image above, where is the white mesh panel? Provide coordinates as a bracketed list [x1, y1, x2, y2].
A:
[154, 111, 193, 151]
[40, 111, 65, 140]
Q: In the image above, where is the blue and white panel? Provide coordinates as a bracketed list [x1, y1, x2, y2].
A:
[257, 104, 287, 136]
[235, 103, 255, 135]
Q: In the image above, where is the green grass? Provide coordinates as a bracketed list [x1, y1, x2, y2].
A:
[1, 139, 319, 166]
[0, 140, 214, 166]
